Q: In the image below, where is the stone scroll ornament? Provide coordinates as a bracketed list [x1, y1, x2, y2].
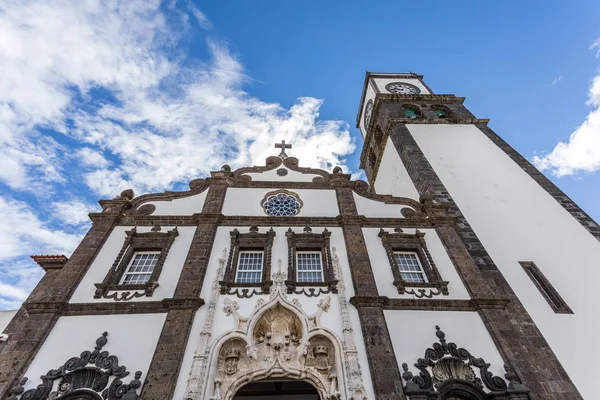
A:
[401, 326, 530, 400]
[7, 332, 143, 400]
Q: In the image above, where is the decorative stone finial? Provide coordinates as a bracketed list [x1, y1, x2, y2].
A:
[120, 189, 135, 200]
[221, 164, 231, 172]
[394, 227, 404, 233]
[7, 377, 27, 400]
[303, 226, 312, 233]
[332, 166, 343, 174]
[151, 223, 162, 232]
[249, 226, 259, 232]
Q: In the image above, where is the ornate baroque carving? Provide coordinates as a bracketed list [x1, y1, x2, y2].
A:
[183, 249, 228, 400]
[94, 227, 179, 301]
[188, 266, 348, 400]
[401, 326, 530, 399]
[331, 247, 367, 400]
[8, 333, 143, 400]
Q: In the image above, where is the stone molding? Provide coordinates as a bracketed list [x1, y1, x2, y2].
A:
[7, 332, 143, 400]
[93, 227, 179, 301]
[386, 122, 582, 399]
[220, 227, 276, 296]
[378, 228, 449, 297]
[186, 265, 362, 400]
[401, 326, 529, 400]
[285, 227, 337, 293]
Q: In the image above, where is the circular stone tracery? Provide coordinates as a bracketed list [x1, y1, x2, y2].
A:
[262, 191, 302, 216]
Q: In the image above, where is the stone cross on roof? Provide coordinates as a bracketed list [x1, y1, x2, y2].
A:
[275, 140, 292, 159]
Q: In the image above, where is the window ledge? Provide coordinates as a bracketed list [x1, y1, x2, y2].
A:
[94, 281, 159, 299]
[394, 280, 449, 296]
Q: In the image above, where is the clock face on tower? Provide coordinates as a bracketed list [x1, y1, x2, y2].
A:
[364, 99, 373, 128]
[385, 82, 421, 94]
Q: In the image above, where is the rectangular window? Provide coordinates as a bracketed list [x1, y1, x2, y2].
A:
[519, 261, 572, 314]
[394, 252, 427, 283]
[121, 251, 161, 285]
[296, 251, 324, 283]
[235, 251, 264, 283]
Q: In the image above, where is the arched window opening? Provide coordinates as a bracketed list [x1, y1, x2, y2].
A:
[432, 105, 451, 119]
[233, 379, 320, 400]
[401, 104, 421, 119]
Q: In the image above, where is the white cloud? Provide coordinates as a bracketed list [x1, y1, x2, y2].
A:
[76, 148, 111, 168]
[0, 197, 82, 261]
[533, 73, 600, 176]
[0, 198, 84, 309]
[0, 1, 356, 309]
[551, 75, 563, 86]
[52, 200, 98, 227]
[0, 0, 354, 197]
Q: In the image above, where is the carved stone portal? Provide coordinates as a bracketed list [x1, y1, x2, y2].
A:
[198, 269, 346, 400]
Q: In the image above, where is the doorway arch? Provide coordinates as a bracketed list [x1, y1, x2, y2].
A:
[233, 379, 320, 400]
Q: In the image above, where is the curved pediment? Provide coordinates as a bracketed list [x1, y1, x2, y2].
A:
[233, 157, 330, 183]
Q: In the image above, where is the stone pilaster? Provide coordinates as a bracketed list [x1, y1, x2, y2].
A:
[388, 122, 582, 400]
[0, 201, 129, 399]
[336, 186, 405, 400]
[140, 183, 227, 400]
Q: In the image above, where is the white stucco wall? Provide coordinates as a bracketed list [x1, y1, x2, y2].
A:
[174, 226, 375, 400]
[22, 313, 166, 393]
[0, 310, 16, 332]
[409, 123, 600, 398]
[136, 191, 208, 215]
[363, 228, 470, 299]
[373, 137, 420, 199]
[70, 226, 196, 303]
[353, 191, 416, 218]
[222, 188, 339, 217]
[373, 78, 430, 95]
[245, 167, 323, 182]
[384, 311, 505, 383]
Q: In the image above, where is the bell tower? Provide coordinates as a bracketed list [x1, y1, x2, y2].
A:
[356, 71, 600, 399]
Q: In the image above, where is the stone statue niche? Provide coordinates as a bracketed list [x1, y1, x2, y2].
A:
[253, 304, 302, 352]
[217, 339, 247, 377]
[305, 335, 336, 375]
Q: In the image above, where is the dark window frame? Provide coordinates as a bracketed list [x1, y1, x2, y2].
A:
[94, 226, 179, 298]
[285, 227, 337, 293]
[378, 228, 448, 295]
[220, 227, 275, 293]
[519, 261, 573, 314]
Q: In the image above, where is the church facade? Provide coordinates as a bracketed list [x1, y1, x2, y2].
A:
[1, 72, 599, 400]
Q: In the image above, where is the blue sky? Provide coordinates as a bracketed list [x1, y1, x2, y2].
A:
[1, 0, 599, 309]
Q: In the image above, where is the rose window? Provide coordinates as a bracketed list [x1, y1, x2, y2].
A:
[262, 192, 302, 216]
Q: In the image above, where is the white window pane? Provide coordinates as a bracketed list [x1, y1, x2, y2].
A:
[297, 252, 323, 282]
[394, 252, 426, 283]
[235, 251, 263, 283]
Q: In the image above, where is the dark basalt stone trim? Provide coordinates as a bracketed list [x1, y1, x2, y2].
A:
[0, 201, 129, 399]
[387, 122, 582, 399]
[141, 183, 226, 400]
[476, 123, 600, 242]
[350, 296, 509, 311]
[335, 186, 405, 399]
[23, 298, 205, 316]
[114, 215, 455, 229]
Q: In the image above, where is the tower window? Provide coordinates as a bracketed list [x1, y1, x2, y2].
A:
[393, 251, 427, 283]
[235, 251, 264, 283]
[403, 108, 419, 119]
[433, 109, 447, 118]
[296, 251, 324, 283]
[519, 261, 573, 314]
[122, 251, 161, 284]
